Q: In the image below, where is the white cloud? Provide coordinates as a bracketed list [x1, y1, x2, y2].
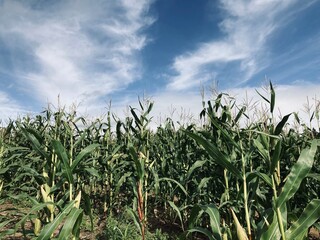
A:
[0, 91, 31, 123]
[0, 0, 154, 107]
[167, 0, 310, 90]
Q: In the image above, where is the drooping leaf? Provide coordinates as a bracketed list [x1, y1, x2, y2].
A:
[188, 227, 215, 240]
[253, 138, 269, 162]
[185, 131, 242, 179]
[286, 199, 320, 239]
[130, 107, 142, 128]
[306, 173, 320, 182]
[20, 127, 49, 161]
[277, 140, 317, 208]
[186, 160, 207, 180]
[51, 140, 73, 184]
[206, 116, 240, 151]
[201, 204, 221, 239]
[58, 208, 83, 239]
[126, 208, 142, 235]
[256, 90, 270, 104]
[36, 201, 75, 240]
[159, 177, 188, 196]
[274, 114, 291, 135]
[168, 201, 184, 231]
[71, 143, 100, 170]
[188, 204, 203, 229]
[246, 171, 272, 188]
[234, 106, 247, 124]
[198, 177, 212, 192]
[260, 210, 281, 240]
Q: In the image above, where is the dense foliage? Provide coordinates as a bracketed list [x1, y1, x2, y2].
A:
[0, 83, 319, 239]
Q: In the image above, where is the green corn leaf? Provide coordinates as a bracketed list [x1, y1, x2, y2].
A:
[15, 202, 55, 231]
[58, 208, 83, 239]
[84, 167, 100, 178]
[188, 204, 203, 228]
[246, 171, 272, 188]
[74, 130, 88, 148]
[277, 140, 317, 208]
[206, 116, 240, 151]
[71, 209, 83, 238]
[152, 168, 160, 195]
[185, 131, 242, 179]
[0, 229, 15, 238]
[234, 106, 247, 124]
[0, 219, 15, 230]
[253, 138, 269, 161]
[260, 211, 281, 240]
[138, 98, 144, 111]
[186, 160, 207, 180]
[126, 208, 142, 235]
[198, 177, 212, 192]
[292, 229, 308, 240]
[260, 133, 270, 150]
[286, 199, 320, 239]
[71, 143, 100, 171]
[146, 101, 154, 114]
[82, 189, 93, 231]
[129, 146, 144, 179]
[111, 145, 121, 156]
[115, 172, 132, 195]
[0, 167, 9, 175]
[310, 112, 315, 122]
[201, 204, 221, 239]
[20, 128, 49, 161]
[306, 173, 320, 181]
[51, 140, 73, 184]
[293, 112, 300, 124]
[270, 140, 282, 174]
[168, 201, 184, 231]
[188, 227, 215, 240]
[36, 201, 75, 240]
[188, 204, 221, 239]
[256, 90, 270, 104]
[274, 114, 291, 135]
[281, 202, 288, 231]
[159, 177, 188, 196]
[270, 81, 275, 114]
[130, 107, 142, 127]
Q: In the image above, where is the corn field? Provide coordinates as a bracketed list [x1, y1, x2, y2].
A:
[0, 83, 319, 239]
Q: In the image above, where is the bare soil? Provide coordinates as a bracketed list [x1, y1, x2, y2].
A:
[1, 201, 319, 239]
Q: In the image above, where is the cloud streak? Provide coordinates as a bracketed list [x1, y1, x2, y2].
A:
[0, 0, 154, 108]
[167, 0, 311, 90]
[0, 91, 29, 122]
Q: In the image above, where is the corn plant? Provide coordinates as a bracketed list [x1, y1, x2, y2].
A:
[185, 83, 320, 239]
[0, 82, 319, 239]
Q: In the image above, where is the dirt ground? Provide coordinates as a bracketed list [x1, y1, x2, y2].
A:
[1, 202, 319, 239]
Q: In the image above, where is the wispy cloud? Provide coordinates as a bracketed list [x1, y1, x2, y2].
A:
[263, 33, 320, 83]
[167, 0, 312, 90]
[0, 0, 154, 108]
[0, 91, 29, 122]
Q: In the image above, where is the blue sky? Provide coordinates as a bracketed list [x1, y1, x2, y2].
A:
[0, 0, 320, 124]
